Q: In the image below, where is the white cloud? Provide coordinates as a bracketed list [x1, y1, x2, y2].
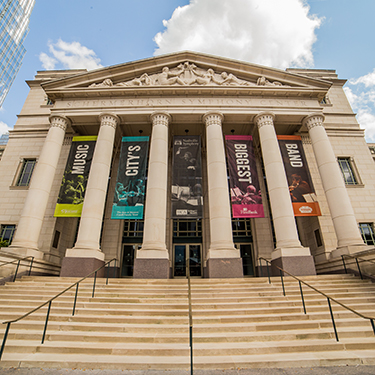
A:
[154, 0, 322, 69]
[345, 74, 375, 142]
[0, 121, 12, 135]
[39, 39, 103, 71]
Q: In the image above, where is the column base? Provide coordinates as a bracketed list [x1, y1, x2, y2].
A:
[133, 258, 170, 279]
[271, 247, 316, 276]
[206, 258, 243, 278]
[60, 248, 105, 277]
[60, 257, 105, 277]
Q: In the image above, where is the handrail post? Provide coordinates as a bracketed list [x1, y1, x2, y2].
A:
[114, 259, 117, 278]
[327, 297, 339, 342]
[355, 258, 363, 279]
[28, 257, 34, 276]
[371, 319, 375, 336]
[341, 255, 347, 274]
[41, 301, 52, 344]
[13, 260, 21, 282]
[92, 271, 97, 298]
[187, 263, 193, 375]
[299, 280, 307, 314]
[0, 322, 11, 360]
[106, 261, 110, 285]
[280, 269, 285, 296]
[259, 258, 263, 277]
[266, 261, 271, 284]
[72, 283, 79, 316]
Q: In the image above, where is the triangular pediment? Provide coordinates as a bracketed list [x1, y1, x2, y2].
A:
[42, 51, 331, 101]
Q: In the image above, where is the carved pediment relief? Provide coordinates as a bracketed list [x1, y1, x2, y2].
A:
[88, 62, 289, 88]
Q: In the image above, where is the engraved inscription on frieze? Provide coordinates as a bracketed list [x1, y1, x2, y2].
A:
[88, 62, 289, 88]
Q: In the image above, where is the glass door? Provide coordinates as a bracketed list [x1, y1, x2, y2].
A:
[173, 244, 202, 277]
[121, 244, 139, 277]
[237, 243, 254, 276]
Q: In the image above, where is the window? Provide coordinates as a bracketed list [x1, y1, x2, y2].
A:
[173, 219, 202, 238]
[359, 223, 375, 246]
[337, 157, 358, 185]
[52, 230, 60, 248]
[0, 225, 16, 245]
[314, 229, 323, 247]
[232, 218, 252, 237]
[123, 220, 144, 238]
[16, 159, 36, 186]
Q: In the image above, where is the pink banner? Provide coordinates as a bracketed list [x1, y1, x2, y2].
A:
[225, 135, 264, 218]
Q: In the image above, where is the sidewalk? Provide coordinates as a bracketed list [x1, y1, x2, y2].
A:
[1, 366, 375, 375]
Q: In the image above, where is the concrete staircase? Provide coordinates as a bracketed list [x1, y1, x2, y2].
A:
[0, 274, 375, 370]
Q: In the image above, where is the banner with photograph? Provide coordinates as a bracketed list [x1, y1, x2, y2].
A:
[171, 135, 203, 218]
[111, 136, 149, 220]
[278, 135, 321, 216]
[225, 135, 264, 218]
[54, 136, 97, 217]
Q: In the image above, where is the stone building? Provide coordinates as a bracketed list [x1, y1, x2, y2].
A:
[1, 51, 374, 279]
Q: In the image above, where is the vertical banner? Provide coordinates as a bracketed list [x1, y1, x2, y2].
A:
[278, 135, 321, 216]
[111, 136, 149, 220]
[54, 136, 97, 217]
[171, 135, 203, 218]
[226, 135, 264, 218]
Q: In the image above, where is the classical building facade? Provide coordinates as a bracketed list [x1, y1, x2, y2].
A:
[1, 52, 374, 278]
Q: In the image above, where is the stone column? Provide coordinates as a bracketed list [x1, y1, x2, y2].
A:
[61, 113, 119, 277]
[254, 112, 315, 275]
[303, 113, 366, 257]
[133, 112, 170, 279]
[203, 111, 243, 278]
[9, 115, 69, 259]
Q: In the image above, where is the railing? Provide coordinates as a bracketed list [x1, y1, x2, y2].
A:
[341, 254, 375, 280]
[0, 258, 117, 360]
[259, 257, 375, 342]
[187, 265, 193, 375]
[0, 255, 34, 282]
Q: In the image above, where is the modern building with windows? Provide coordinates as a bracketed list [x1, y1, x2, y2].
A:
[0, 51, 374, 279]
[0, 0, 35, 107]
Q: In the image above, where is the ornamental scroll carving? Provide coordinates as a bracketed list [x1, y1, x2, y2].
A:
[89, 62, 289, 88]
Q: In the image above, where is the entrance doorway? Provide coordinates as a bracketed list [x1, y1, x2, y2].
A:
[236, 243, 254, 276]
[173, 244, 202, 277]
[121, 244, 140, 277]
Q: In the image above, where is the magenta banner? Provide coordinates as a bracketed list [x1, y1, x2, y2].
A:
[225, 135, 264, 218]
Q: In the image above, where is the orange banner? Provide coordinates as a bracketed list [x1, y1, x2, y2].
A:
[278, 135, 321, 217]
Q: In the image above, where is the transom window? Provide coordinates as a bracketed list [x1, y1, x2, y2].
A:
[337, 157, 357, 185]
[0, 225, 16, 244]
[123, 220, 144, 237]
[173, 220, 202, 238]
[232, 218, 252, 237]
[359, 223, 375, 246]
[17, 159, 36, 186]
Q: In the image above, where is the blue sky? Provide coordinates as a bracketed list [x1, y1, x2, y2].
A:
[1, 0, 375, 142]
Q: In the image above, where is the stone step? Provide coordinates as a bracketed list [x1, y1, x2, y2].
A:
[1, 349, 375, 370]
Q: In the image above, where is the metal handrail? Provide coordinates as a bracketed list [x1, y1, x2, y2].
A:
[187, 262, 193, 375]
[259, 257, 375, 341]
[341, 254, 375, 280]
[0, 255, 34, 282]
[0, 258, 117, 360]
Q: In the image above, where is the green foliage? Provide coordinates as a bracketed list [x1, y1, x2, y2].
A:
[0, 239, 9, 247]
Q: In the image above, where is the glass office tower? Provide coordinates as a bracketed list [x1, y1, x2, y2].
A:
[0, 0, 35, 107]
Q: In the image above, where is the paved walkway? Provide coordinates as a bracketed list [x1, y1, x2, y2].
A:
[1, 367, 375, 375]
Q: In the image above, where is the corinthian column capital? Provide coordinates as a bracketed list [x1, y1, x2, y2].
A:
[302, 113, 325, 131]
[254, 112, 275, 129]
[99, 113, 120, 129]
[49, 115, 71, 131]
[150, 112, 171, 127]
[202, 111, 224, 127]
